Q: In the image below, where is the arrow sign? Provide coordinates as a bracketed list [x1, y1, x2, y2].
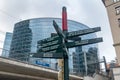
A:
[32, 52, 64, 59]
[53, 20, 65, 39]
[40, 38, 62, 48]
[39, 37, 103, 52]
[67, 27, 101, 38]
[38, 27, 101, 44]
[66, 37, 103, 48]
[40, 44, 62, 52]
[38, 35, 60, 44]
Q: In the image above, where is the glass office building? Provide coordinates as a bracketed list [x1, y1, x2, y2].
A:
[2, 32, 12, 58]
[9, 18, 98, 75]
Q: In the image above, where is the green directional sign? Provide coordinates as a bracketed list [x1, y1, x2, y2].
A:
[67, 27, 101, 38]
[48, 48, 64, 53]
[40, 44, 62, 52]
[40, 39, 62, 48]
[66, 37, 103, 48]
[53, 20, 65, 39]
[38, 35, 60, 44]
[32, 52, 64, 59]
[38, 27, 101, 45]
[39, 37, 103, 52]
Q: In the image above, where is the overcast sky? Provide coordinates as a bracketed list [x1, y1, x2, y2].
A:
[0, 0, 116, 62]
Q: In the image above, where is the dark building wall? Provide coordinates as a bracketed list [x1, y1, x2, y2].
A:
[10, 20, 32, 61]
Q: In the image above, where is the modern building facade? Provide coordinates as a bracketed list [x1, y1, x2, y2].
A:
[2, 32, 12, 58]
[102, 0, 120, 64]
[9, 18, 98, 75]
[72, 47, 99, 76]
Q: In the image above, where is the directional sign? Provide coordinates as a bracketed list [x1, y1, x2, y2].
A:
[48, 48, 64, 53]
[66, 37, 103, 48]
[40, 44, 62, 52]
[53, 20, 65, 39]
[35, 61, 50, 67]
[38, 35, 60, 44]
[39, 37, 102, 52]
[32, 52, 64, 59]
[40, 39, 62, 48]
[67, 27, 101, 38]
[38, 27, 101, 44]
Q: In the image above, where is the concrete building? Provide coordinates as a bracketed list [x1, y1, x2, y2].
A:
[2, 32, 12, 58]
[102, 0, 120, 64]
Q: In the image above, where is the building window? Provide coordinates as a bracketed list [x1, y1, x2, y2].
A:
[118, 19, 120, 27]
[115, 6, 120, 15]
[113, 0, 120, 2]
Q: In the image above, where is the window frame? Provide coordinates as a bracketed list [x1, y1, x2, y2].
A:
[115, 6, 120, 15]
[118, 18, 120, 27]
[113, 0, 120, 2]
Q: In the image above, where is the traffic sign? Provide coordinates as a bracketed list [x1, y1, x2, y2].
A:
[66, 37, 103, 48]
[67, 27, 101, 38]
[32, 52, 64, 59]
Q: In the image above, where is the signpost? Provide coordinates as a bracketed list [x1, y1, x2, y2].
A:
[32, 7, 103, 80]
[40, 39, 62, 47]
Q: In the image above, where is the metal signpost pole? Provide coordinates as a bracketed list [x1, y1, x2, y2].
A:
[62, 7, 69, 80]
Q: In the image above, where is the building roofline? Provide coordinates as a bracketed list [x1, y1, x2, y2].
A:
[15, 17, 90, 28]
[102, 0, 105, 6]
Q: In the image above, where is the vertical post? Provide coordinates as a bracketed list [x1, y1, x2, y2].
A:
[62, 6, 68, 32]
[62, 6, 69, 80]
[103, 56, 109, 75]
[64, 54, 69, 80]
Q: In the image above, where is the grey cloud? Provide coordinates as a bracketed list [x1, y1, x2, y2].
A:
[3, 0, 69, 19]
